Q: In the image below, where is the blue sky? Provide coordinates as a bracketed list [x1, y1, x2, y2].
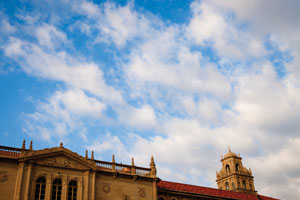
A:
[1, 0, 300, 199]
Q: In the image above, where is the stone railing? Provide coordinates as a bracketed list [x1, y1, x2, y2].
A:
[94, 160, 151, 176]
[0, 145, 27, 158]
[217, 169, 251, 179]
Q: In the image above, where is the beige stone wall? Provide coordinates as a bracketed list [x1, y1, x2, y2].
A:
[95, 173, 154, 200]
[0, 160, 18, 200]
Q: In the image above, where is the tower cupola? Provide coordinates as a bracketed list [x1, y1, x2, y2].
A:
[216, 147, 256, 195]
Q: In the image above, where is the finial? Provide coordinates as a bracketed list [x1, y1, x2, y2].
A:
[22, 140, 26, 149]
[29, 140, 33, 150]
[91, 150, 94, 160]
[150, 155, 157, 177]
[85, 150, 88, 158]
[112, 154, 115, 163]
[228, 146, 231, 152]
[131, 157, 135, 166]
[238, 153, 240, 157]
[221, 155, 223, 159]
[150, 155, 155, 167]
[60, 142, 63, 148]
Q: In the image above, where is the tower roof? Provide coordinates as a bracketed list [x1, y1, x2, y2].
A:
[224, 147, 238, 159]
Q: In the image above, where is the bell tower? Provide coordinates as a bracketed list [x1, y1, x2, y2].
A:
[216, 147, 256, 195]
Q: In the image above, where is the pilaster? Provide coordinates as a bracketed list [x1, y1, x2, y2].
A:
[24, 163, 33, 200]
[84, 170, 90, 200]
[14, 162, 25, 200]
[45, 173, 53, 200]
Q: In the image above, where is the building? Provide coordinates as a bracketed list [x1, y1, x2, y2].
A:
[0, 140, 279, 200]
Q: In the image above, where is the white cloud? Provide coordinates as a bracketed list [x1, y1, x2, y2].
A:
[1, 18, 16, 33]
[23, 89, 105, 141]
[186, 1, 265, 59]
[4, 36, 124, 104]
[35, 24, 67, 49]
[76, 1, 150, 47]
[119, 104, 157, 129]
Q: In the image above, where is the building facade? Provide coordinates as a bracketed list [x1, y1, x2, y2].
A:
[0, 141, 278, 200]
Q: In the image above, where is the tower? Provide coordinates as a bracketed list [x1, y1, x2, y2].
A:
[216, 147, 256, 195]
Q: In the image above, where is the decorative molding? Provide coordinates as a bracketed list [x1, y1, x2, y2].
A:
[138, 187, 146, 197]
[102, 183, 111, 193]
[0, 171, 8, 182]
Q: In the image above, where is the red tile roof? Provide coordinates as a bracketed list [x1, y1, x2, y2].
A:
[158, 180, 279, 200]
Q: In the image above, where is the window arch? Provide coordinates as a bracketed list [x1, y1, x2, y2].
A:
[68, 180, 77, 200]
[242, 180, 247, 189]
[226, 164, 230, 173]
[158, 197, 165, 200]
[232, 182, 235, 189]
[235, 163, 239, 171]
[52, 179, 62, 200]
[225, 182, 229, 190]
[35, 177, 46, 200]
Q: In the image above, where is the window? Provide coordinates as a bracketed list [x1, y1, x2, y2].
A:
[225, 182, 229, 190]
[235, 164, 239, 171]
[243, 180, 247, 189]
[232, 182, 235, 189]
[159, 198, 165, 200]
[250, 183, 253, 190]
[35, 177, 46, 200]
[226, 164, 230, 173]
[68, 180, 77, 200]
[52, 179, 62, 200]
[237, 181, 240, 188]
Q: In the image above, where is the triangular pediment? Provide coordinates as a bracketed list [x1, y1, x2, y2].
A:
[19, 146, 97, 170]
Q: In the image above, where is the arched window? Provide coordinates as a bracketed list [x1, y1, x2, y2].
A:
[225, 182, 229, 190]
[52, 179, 62, 200]
[242, 180, 247, 189]
[250, 183, 253, 190]
[68, 180, 77, 200]
[237, 181, 240, 188]
[35, 177, 46, 200]
[232, 182, 235, 189]
[235, 163, 239, 171]
[226, 164, 230, 173]
[159, 197, 165, 200]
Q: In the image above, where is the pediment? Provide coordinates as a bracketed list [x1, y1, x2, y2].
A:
[19, 147, 97, 170]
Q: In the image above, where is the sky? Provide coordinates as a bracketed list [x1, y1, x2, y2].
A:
[0, 0, 300, 199]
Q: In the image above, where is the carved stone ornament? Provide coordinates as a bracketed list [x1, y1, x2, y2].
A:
[43, 158, 74, 168]
[138, 187, 146, 197]
[103, 183, 111, 193]
[0, 171, 8, 182]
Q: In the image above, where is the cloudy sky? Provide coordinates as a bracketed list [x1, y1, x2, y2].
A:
[1, 0, 300, 199]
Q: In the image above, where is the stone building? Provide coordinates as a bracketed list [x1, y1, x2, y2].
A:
[0, 141, 278, 200]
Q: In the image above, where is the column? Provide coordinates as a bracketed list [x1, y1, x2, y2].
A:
[78, 176, 84, 200]
[45, 174, 53, 200]
[152, 179, 158, 200]
[84, 171, 90, 200]
[62, 175, 68, 200]
[14, 162, 25, 200]
[91, 171, 96, 200]
[24, 163, 33, 200]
